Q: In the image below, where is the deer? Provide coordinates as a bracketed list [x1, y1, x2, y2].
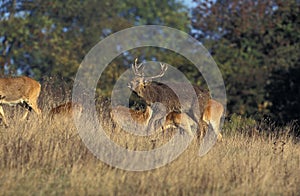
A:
[128, 58, 224, 141]
[49, 102, 83, 120]
[163, 110, 197, 136]
[0, 76, 41, 126]
[110, 105, 153, 129]
[203, 99, 224, 141]
[110, 104, 197, 136]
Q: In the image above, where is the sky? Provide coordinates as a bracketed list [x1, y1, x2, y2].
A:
[182, 0, 197, 8]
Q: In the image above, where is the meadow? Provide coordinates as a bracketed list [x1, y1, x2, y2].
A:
[0, 82, 299, 195]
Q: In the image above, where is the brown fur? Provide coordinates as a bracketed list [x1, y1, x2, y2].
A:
[128, 60, 224, 140]
[111, 105, 197, 136]
[163, 111, 197, 136]
[129, 79, 210, 119]
[49, 102, 83, 120]
[202, 99, 224, 141]
[111, 105, 152, 126]
[0, 76, 41, 126]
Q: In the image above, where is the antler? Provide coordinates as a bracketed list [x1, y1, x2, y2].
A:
[132, 58, 168, 79]
[132, 58, 145, 77]
[145, 63, 168, 80]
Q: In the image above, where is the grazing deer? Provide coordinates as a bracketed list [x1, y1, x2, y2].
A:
[111, 104, 197, 136]
[128, 58, 224, 141]
[0, 76, 41, 126]
[49, 102, 83, 120]
[110, 105, 153, 128]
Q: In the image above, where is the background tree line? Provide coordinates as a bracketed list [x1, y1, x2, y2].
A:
[1, 0, 299, 125]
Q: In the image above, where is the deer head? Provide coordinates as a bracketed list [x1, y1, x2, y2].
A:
[128, 58, 168, 95]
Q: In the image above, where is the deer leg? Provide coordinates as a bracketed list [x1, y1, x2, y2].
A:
[161, 124, 175, 137]
[178, 122, 194, 136]
[210, 119, 223, 142]
[203, 117, 222, 141]
[30, 102, 41, 115]
[202, 100, 224, 142]
[28, 86, 41, 115]
[177, 114, 196, 137]
[0, 106, 8, 127]
[18, 101, 31, 121]
[20, 100, 41, 121]
[25, 99, 41, 115]
[161, 125, 166, 137]
[21, 110, 29, 121]
[198, 121, 207, 140]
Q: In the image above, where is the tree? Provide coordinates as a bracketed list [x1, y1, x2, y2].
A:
[0, 0, 190, 83]
[266, 66, 300, 123]
[191, 0, 300, 121]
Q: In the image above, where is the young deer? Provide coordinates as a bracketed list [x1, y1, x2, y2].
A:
[49, 102, 83, 120]
[163, 111, 197, 136]
[128, 58, 224, 141]
[110, 105, 153, 128]
[111, 105, 197, 136]
[0, 76, 41, 126]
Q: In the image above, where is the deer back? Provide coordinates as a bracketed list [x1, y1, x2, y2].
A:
[137, 81, 210, 118]
[0, 76, 40, 102]
[128, 58, 211, 122]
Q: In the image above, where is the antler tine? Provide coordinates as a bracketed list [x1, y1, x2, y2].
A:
[160, 63, 168, 73]
[146, 63, 168, 80]
[132, 58, 145, 77]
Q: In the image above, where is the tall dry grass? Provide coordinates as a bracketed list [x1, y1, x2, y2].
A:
[0, 80, 299, 195]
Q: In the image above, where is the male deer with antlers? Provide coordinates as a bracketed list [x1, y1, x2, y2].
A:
[128, 58, 224, 141]
[0, 76, 41, 126]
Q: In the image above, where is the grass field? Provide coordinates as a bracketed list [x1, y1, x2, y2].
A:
[0, 95, 299, 196]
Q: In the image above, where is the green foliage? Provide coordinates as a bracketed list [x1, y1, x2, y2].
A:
[0, 0, 190, 81]
[192, 0, 300, 122]
[223, 114, 257, 135]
